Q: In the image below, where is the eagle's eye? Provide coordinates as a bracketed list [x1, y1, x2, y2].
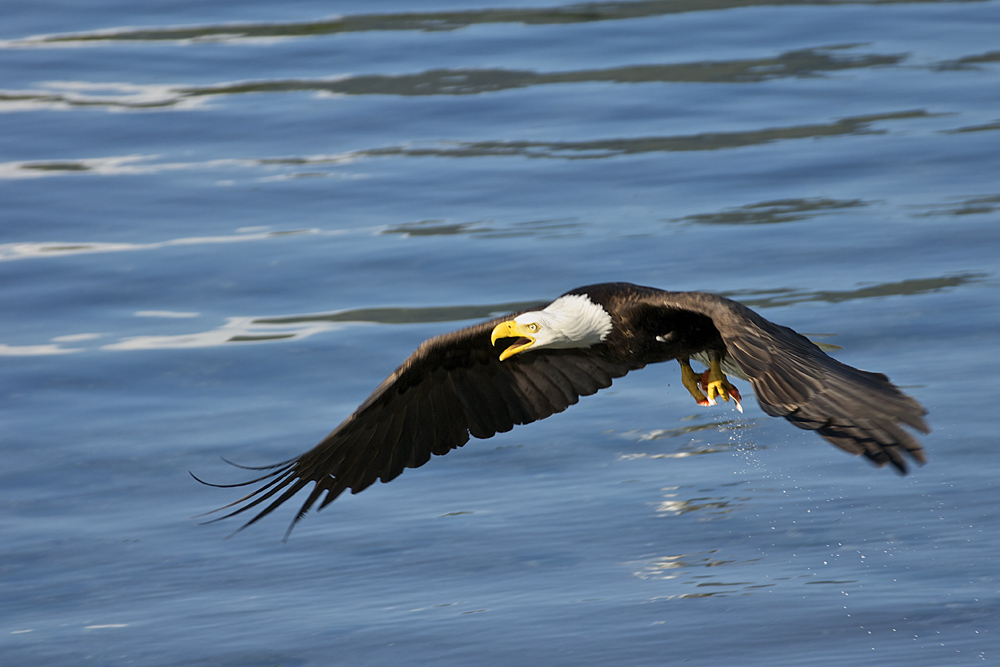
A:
[526, 323, 539, 333]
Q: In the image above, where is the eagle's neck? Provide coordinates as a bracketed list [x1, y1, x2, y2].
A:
[531, 293, 613, 348]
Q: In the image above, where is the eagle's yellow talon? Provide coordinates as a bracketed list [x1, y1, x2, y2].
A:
[706, 378, 729, 402]
[678, 358, 713, 406]
[698, 358, 743, 412]
[679, 357, 742, 411]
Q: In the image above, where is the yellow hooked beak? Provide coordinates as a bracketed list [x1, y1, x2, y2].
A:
[491, 320, 536, 361]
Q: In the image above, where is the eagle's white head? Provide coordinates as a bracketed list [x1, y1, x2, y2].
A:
[490, 293, 613, 361]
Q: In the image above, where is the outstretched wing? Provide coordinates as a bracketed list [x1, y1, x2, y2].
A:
[197, 314, 636, 535]
[669, 291, 929, 472]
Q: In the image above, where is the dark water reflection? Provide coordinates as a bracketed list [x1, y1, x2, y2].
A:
[911, 193, 1000, 216]
[180, 47, 904, 98]
[0, 47, 913, 111]
[671, 197, 868, 225]
[18, 0, 991, 45]
[356, 111, 934, 159]
[379, 218, 583, 238]
[730, 273, 986, 308]
[0, 108, 934, 174]
[256, 302, 541, 326]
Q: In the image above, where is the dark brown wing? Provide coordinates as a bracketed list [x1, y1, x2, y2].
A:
[666, 291, 929, 472]
[197, 314, 636, 535]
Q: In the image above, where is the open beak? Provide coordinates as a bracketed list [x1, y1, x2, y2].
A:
[491, 320, 536, 361]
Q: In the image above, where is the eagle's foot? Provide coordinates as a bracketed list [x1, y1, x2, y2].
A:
[679, 358, 714, 406]
[700, 361, 743, 413]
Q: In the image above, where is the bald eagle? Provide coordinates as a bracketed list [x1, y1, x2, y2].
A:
[197, 283, 928, 535]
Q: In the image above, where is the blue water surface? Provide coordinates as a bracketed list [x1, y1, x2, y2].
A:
[2, 0, 999, 664]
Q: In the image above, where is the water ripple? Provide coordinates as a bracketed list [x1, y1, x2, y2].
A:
[6, 0, 986, 46]
[181, 46, 904, 98]
[356, 110, 934, 159]
[670, 197, 868, 225]
[730, 273, 987, 308]
[0, 273, 978, 355]
[0, 229, 322, 260]
[0, 46, 907, 112]
[0, 110, 934, 181]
